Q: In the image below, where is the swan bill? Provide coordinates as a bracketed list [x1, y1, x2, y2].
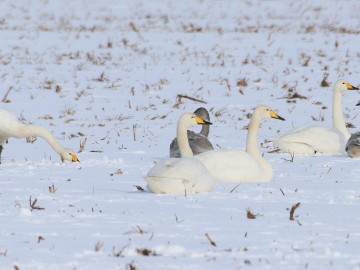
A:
[345, 82, 359, 90]
[72, 154, 80, 162]
[269, 110, 285, 121]
[195, 116, 212, 125]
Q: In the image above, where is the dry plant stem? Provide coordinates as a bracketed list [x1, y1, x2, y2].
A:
[127, 263, 137, 270]
[289, 202, 301, 221]
[205, 233, 217, 247]
[230, 184, 241, 193]
[79, 138, 87, 153]
[29, 196, 45, 210]
[134, 185, 145, 192]
[177, 94, 207, 104]
[48, 184, 57, 193]
[282, 151, 295, 162]
[95, 241, 103, 252]
[132, 124, 137, 141]
[246, 208, 257, 219]
[2, 86, 13, 103]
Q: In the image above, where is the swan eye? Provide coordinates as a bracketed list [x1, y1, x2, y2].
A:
[69, 153, 72, 156]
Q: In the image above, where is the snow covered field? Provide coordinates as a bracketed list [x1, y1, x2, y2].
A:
[1, 0, 360, 269]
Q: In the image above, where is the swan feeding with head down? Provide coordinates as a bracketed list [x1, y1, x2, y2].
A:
[169, 107, 214, 158]
[193, 105, 285, 182]
[0, 108, 79, 163]
[145, 112, 216, 194]
[273, 79, 359, 154]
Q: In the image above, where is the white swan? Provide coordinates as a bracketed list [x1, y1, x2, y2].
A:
[193, 105, 285, 182]
[145, 113, 216, 194]
[345, 131, 360, 158]
[0, 108, 79, 163]
[169, 107, 214, 158]
[273, 79, 359, 154]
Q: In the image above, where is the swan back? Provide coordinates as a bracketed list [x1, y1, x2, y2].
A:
[0, 108, 21, 143]
[145, 157, 216, 194]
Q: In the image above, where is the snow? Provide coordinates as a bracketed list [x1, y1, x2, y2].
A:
[1, 0, 360, 269]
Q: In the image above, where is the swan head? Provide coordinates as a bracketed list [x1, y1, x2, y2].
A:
[193, 107, 210, 121]
[60, 148, 80, 163]
[255, 105, 285, 121]
[179, 113, 212, 129]
[335, 79, 359, 93]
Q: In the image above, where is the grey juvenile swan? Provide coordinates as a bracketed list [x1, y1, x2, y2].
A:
[169, 107, 214, 158]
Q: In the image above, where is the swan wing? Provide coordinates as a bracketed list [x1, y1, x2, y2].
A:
[145, 157, 215, 194]
[274, 126, 346, 154]
[195, 149, 263, 182]
[170, 131, 214, 158]
[188, 133, 214, 155]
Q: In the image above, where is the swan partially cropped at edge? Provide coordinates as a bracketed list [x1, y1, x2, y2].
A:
[193, 105, 285, 182]
[145, 113, 216, 194]
[345, 131, 360, 158]
[273, 79, 359, 154]
[169, 107, 214, 158]
[345, 101, 360, 158]
[0, 108, 79, 163]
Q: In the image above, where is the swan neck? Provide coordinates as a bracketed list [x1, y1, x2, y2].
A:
[246, 116, 262, 158]
[246, 114, 272, 179]
[333, 90, 350, 139]
[200, 124, 210, 137]
[177, 122, 193, 157]
[19, 124, 65, 154]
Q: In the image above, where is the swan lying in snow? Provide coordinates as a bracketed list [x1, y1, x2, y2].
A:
[169, 107, 214, 158]
[0, 108, 79, 163]
[273, 79, 359, 154]
[193, 105, 285, 182]
[346, 101, 360, 158]
[345, 131, 360, 158]
[145, 113, 216, 194]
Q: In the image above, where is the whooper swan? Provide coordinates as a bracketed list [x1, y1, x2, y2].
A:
[194, 105, 285, 182]
[0, 108, 79, 163]
[145, 113, 216, 194]
[273, 79, 359, 154]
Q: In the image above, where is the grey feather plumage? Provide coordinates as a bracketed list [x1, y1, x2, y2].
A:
[346, 131, 360, 158]
[169, 108, 214, 158]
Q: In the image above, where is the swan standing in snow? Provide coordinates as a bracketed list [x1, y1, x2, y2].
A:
[0, 108, 79, 163]
[193, 105, 285, 182]
[273, 79, 359, 154]
[169, 107, 214, 158]
[145, 112, 216, 194]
